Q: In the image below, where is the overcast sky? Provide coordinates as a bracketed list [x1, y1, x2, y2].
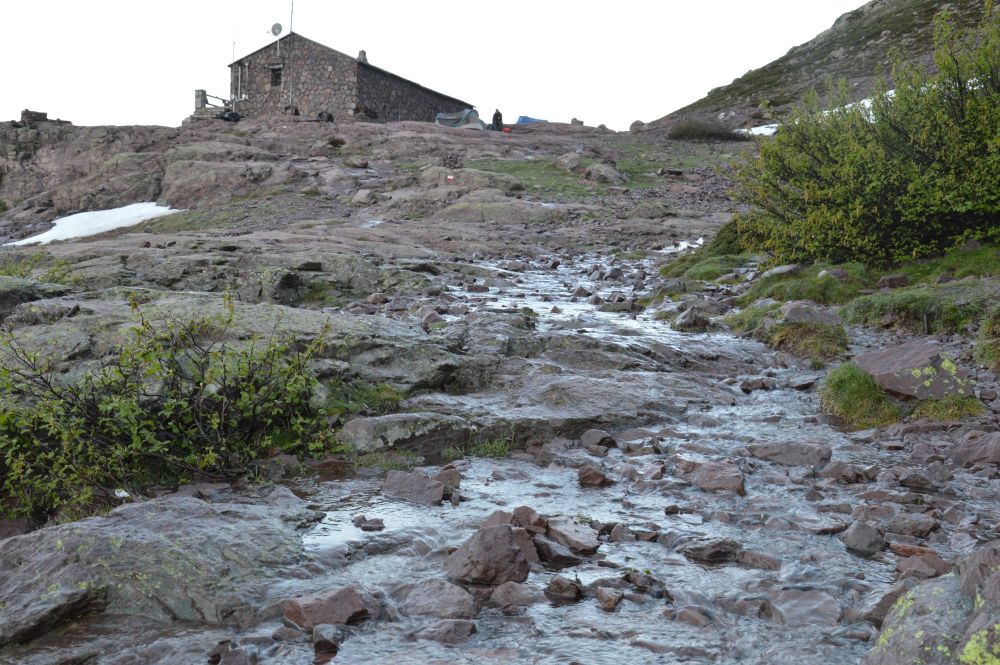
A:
[5, 1, 865, 130]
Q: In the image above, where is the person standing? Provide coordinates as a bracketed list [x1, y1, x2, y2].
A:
[492, 109, 503, 131]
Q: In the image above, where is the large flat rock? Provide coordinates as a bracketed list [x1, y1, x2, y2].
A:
[853, 340, 973, 400]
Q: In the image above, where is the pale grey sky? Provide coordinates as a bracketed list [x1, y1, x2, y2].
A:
[5, 1, 865, 130]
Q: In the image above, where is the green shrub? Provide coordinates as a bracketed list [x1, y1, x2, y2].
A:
[897, 243, 1000, 283]
[768, 322, 849, 362]
[819, 363, 900, 429]
[910, 395, 985, 420]
[976, 305, 1000, 369]
[667, 118, 748, 142]
[0, 308, 342, 518]
[661, 254, 752, 281]
[658, 221, 752, 279]
[842, 283, 994, 334]
[730, 10, 1000, 265]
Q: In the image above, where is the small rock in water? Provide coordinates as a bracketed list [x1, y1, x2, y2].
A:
[283, 586, 380, 629]
[577, 465, 615, 486]
[840, 520, 886, 557]
[682, 538, 742, 563]
[545, 575, 583, 602]
[444, 525, 530, 585]
[312, 623, 346, 655]
[381, 470, 445, 505]
[414, 619, 477, 644]
[596, 586, 624, 611]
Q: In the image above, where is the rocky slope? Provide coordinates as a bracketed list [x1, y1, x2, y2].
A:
[650, 0, 987, 130]
[0, 114, 998, 664]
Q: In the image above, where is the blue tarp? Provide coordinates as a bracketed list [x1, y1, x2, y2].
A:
[516, 116, 547, 124]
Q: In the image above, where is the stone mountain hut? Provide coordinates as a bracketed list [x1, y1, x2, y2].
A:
[227, 32, 472, 122]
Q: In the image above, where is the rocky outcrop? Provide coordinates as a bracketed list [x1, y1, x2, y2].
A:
[853, 340, 973, 400]
[0, 487, 320, 647]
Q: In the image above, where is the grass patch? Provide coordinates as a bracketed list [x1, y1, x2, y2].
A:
[667, 118, 749, 142]
[662, 254, 752, 281]
[0, 252, 78, 285]
[910, 395, 985, 421]
[465, 158, 601, 200]
[819, 362, 900, 429]
[767, 322, 848, 363]
[722, 304, 778, 335]
[740, 262, 877, 305]
[896, 243, 1000, 284]
[352, 450, 421, 471]
[975, 305, 1000, 370]
[325, 380, 403, 421]
[0, 252, 43, 278]
[842, 283, 996, 334]
[469, 438, 511, 459]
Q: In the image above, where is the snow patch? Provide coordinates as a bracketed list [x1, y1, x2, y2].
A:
[6, 202, 179, 246]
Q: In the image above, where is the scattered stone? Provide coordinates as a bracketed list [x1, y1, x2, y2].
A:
[545, 575, 583, 601]
[490, 581, 544, 608]
[682, 538, 742, 563]
[532, 535, 583, 566]
[672, 306, 712, 332]
[397, 578, 476, 619]
[381, 470, 445, 505]
[770, 588, 841, 626]
[580, 429, 616, 448]
[312, 624, 346, 655]
[759, 264, 800, 280]
[283, 587, 379, 629]
[414, 619, 477, 644]
[877, 273, 909, 289]
[444, 525, 530, 585]
[686, 461, 745, 495]
[736, 550, 782, 571]
[596, 587, 624, 611]
[546, 517, 600, 555]
[747, 441, 832, 467]
[778, 300, 842, 325]
[885, 513, 937, 539]
[840, 521, 885, 556]
[577, 465, 615, 486]
[351, 515, 385, 531]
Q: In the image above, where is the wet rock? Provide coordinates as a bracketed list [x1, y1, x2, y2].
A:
[397, 578, 476, 619]
[747, 441, 832, 467]
[577, 465, 615, 486]
[885, 513, 937, 539]
[490, 581, 544, 608]
[532, 535, 583, 567]
[840, 521, 886, 556]
[511, 527, 541, 564]
[736, 549, 782, 571]
[431, 466, 462, 494]
[898, 464, 950, 491]
[381, 470, 445, 505]
[682, 538, 742, 564]
[0, 277, 72, 321]
[596, 587, 624, 611]
[861, 579, 918, 628]
[896, 553, 951, 579]
[414, 619, 477, 644]
[948, 431, 1000, 467]
[580, 429, 616, 448]
[610, 523, 636, 543]
[771, 588, 841, 626]
[740, 377, 776, 393]
[546, 517, 600, 555]
[672, 306, 712, 332]
[545, 575, 583, 601]
[685, 461, 746, 495]
[853, 341, 973, 401]
[351, 515, 385, 531]
[0, 490, 317, 647]
[819, 461, 867, 484]
[312, 624, 346, 655]
[788, 373, 821, 390]
[340, 412, 473, 454]
[444, 525, 530, 585]
[283, 587, 380, 629]
[512, 506, 547, 534]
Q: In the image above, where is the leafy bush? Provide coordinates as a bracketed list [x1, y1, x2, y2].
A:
[820, 363, 900, 429]
[730, 10, 1000, 265]
[0, 308, 341, 518]
[668, 118, 749, 142]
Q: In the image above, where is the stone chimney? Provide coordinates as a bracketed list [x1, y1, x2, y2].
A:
[357, 50, 368, 64]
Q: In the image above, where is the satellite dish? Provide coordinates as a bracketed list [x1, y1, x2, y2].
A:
[271, 23, 283, 37]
